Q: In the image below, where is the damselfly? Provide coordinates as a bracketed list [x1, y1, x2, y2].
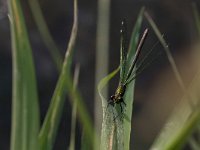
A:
[107, 20, 149, 114]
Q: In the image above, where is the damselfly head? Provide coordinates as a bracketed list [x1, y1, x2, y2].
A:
[120, 19, 127, 35]
[110, 95, 115, 100]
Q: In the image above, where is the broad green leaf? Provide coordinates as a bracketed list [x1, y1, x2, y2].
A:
[99, 68, 120, 150]
[8, 0, 40, 150]
[98, 67, 120, 107]
[123, 9, 145, 150]
[99, 8, 144, 150]
[94, 0, 110, 148]
[127, 7, 145, 66]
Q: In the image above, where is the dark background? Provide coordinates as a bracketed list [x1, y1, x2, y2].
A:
[1, 0, 200, 149]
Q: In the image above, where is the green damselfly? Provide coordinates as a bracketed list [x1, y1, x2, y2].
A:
[107, 20, 149, 114]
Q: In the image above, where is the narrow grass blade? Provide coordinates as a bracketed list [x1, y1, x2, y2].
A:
[145, 12, 197, 107]
[28, 0, 62, 71]
[144, 11, 200, 150]
[38, 0, 78, 149]
[144, 12, 190, 96]
[81, 128, 93, 150]
[189, 136, 200, 150]
[99, 9, 144, 150]
[39, 0, 95, 149]
[192, 4, 200, 142]
[192, 3, 200, 36]
[69, 102, 77, 150]
[149, 68, 200, 150]
[150, 102, 200, 150]
[69, 64, 80, 150]
[8, 0, 40, 150]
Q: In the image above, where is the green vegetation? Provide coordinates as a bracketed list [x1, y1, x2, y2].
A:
[7, 0, 200, 149]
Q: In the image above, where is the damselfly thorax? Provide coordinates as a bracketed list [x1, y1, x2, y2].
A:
[110, 84, 126, 105]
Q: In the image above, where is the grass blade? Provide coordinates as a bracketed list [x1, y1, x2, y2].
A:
[149, 72, 200, 150]
[144, 12, 187, 94]
[38, 0, 78, 149]
[144, 11, 200, 150]
[147, 58, 200, 150]
[99, 68, 119, 150]
[189, 136, 200, 150]
[192, 3, 200, 37]
[39, 0, 95, 149]
[99, 9, 144, 150]
[8, 0, 40, 150]
[118, 8, 144, 150]
[150, 99, 200, 150]
[145, 11, 196, 108]
[69, 64, 80, 150]
[28, 0, 63, 71]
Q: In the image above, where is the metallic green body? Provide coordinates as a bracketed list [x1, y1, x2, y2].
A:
[113, 84, 126, 103]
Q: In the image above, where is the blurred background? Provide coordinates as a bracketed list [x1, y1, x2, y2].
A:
[1, 0, 200, 149]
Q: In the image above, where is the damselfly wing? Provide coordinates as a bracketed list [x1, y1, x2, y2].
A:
[107, 20, 149, 115]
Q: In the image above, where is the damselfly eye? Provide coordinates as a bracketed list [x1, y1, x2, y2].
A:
[121, 19, 126, 27]
[110, 95, 115, 100]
